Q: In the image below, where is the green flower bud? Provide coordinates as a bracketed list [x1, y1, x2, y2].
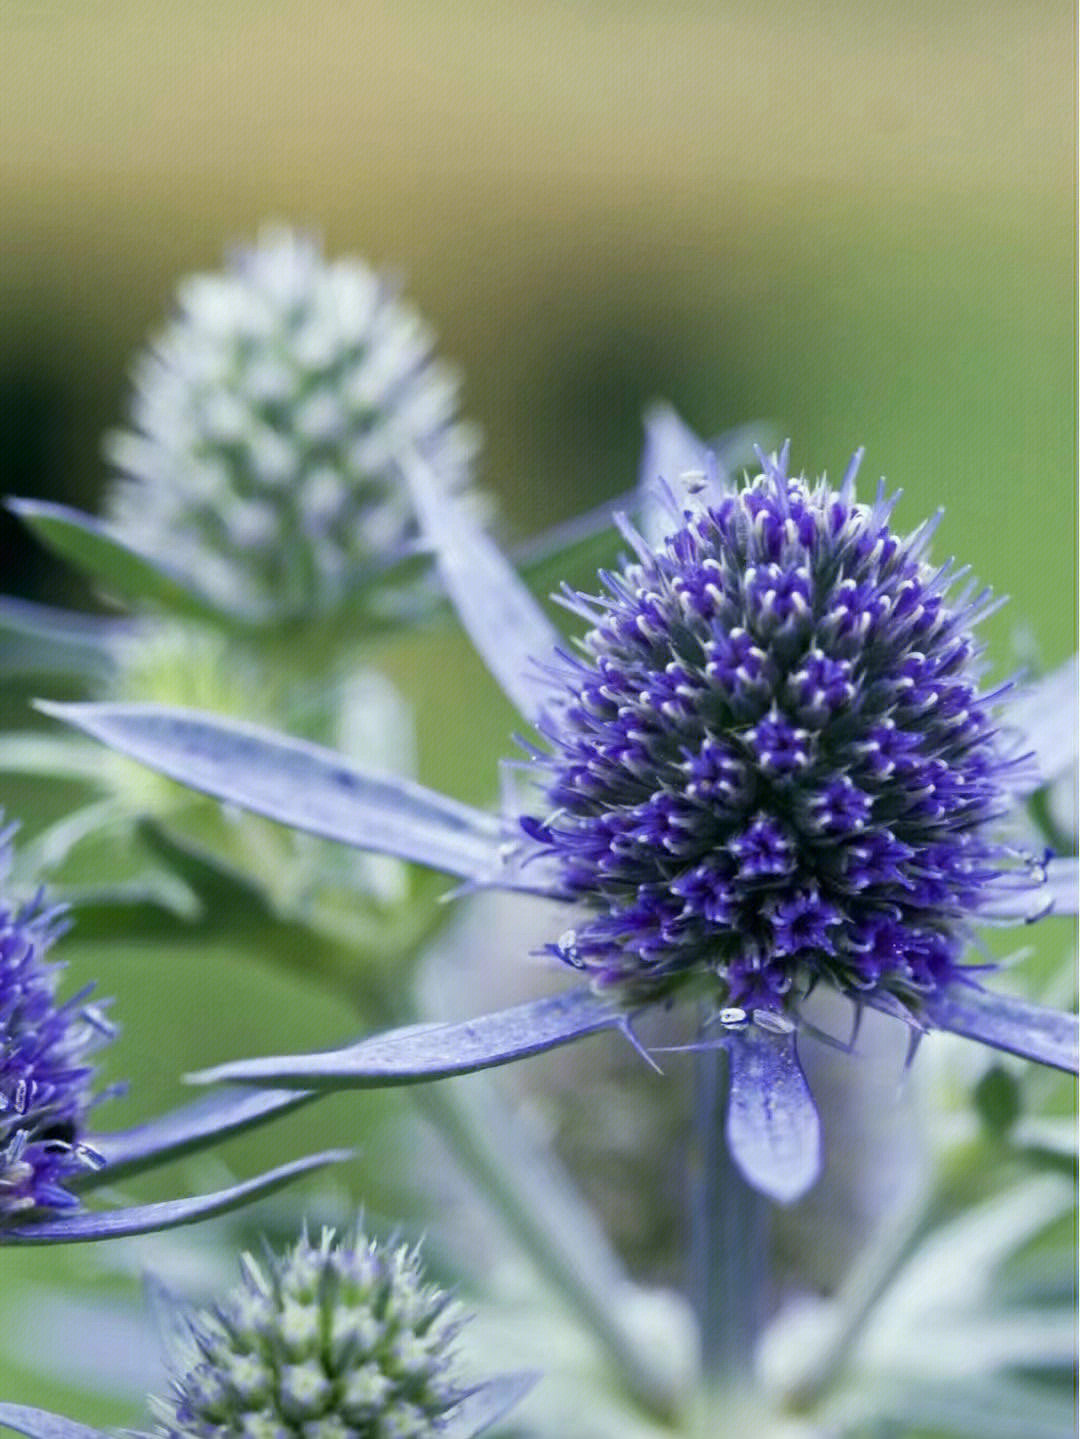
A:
[153, 1223, 468, 1439]
[106, 225, 483, 625]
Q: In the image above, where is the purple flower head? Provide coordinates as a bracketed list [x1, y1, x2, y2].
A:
[38, 418, 1078, 1204]
[527, 445, 1034, 1020]
[0, 822, 114, 1222]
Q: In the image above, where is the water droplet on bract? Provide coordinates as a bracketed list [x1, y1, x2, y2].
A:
[752, 1008, 795, 1035]
[557, 929, 578, 958]
[718, 1007, 748, 1029]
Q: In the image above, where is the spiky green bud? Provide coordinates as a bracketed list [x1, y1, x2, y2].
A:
[152, 1224, 468, 1438]
[106, 225, 482, 624]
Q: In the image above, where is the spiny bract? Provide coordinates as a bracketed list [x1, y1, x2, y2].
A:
[153, 1224, 468, 1439]
[527, 448, 1030, 1018]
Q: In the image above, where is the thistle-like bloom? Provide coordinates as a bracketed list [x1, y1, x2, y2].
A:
[0, 817, 347, 1244]
[43, 416, 1079, 1203]
[104, 225, 481, 622]
[526, 449, 1032, 1015]
[0, 1222, 534, 1439]
[1, 820, 113, 1220]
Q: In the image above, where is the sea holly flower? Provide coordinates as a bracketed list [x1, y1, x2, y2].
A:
[0, 1220, 535, 1439]
[0, 817, 346, 1244]
[41, 417, 1079, 1204]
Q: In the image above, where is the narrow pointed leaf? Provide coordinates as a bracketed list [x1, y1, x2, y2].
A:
[0, 732, 116, 784]
[402, 449, 562, 724]
[37, 702, 512, 884]
[1007, 653, 1079, 791]
[9, 799, 123, 881]
[8, 498, 235, 622]
[725, 1026, 821, 1204]
[873, 1374, 1076, 1439]
[0, 1406, 110, 1439]
[1045, 855, 1077, 914]
[927, 985, 1079, 1073]
[0, 1149, 350, 1244]
[74, 1086, 320, 1189]
[442, 1372, 539, 1438]
[0, 596, 125, 681]
[513, 493, 629, 594]
[639, 407, 775, 514]
[188, 987, 623, 1090]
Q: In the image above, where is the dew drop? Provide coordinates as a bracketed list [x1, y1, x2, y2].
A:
[718, 1007, 748, 1029]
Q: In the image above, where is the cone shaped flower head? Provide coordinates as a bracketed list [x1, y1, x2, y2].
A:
[151, 1222, 513, 1439]
[0, 821, 113, 1222]
[528, 444, 1032, 1019]
[105, 225, 482, 623]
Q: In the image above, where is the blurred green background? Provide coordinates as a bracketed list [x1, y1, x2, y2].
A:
[0, 0, 1075, 1426]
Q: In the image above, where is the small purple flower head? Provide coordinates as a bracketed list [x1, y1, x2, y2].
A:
[0, 822, 114, 1222]
[528, 446, 1032, 1021]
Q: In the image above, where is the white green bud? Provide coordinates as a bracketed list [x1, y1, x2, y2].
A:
[106, 224, 483, 624]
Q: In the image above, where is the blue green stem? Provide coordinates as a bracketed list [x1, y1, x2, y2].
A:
[691, 1041, 771, 1384]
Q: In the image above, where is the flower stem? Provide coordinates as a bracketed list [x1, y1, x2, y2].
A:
[410, 1074, 686, 1419]
[690, 1042, 771, 1390]
[349, 978, 688, 1422]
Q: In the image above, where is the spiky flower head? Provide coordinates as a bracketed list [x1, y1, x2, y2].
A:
[528, 445, 1031, 1021]
[105, 225, 481, 623]
[152, 1223, 469, 1439]
[0, 822, 112, 1222]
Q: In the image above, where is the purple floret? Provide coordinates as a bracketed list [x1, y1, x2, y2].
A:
[0, 826, 113, 1222]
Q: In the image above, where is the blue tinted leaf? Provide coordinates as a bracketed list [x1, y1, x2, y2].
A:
[0, 596, 126, 682]
[1046, 856, 1077, 915]
[442, 1372, 539, 1438]
[402, 449, 562, 724]
[0, 1405, 111, 1439]
[188, 987, 623, 1089]
[38, 703, 516, 885]
[725, 1025, 821, 1204]
[1007, 653, 1079, 792]
[1, 1150, 350, 1244]
[927, 985, 1079, 1073]
[75, 1086, 320, 1189]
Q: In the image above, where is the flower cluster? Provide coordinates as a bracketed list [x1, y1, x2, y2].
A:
[105, 226, 481, 622]
[0, 822, 112, 1222]
[153, 1224, 468, 1439]
[527, 448, 1031, 1018]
